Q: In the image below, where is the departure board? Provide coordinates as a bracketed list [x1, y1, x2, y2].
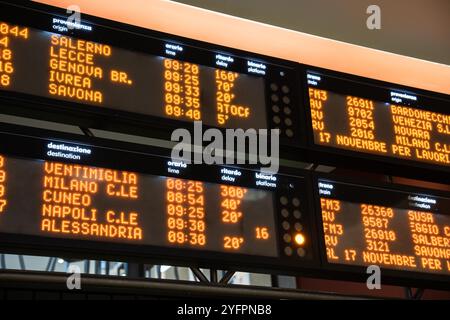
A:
[0, 127, 314, 269]
[0, 155, 278, 256]
[307, 72, 450, 167]
[317, 179, 450, 276]
[0, 2, 301, 144]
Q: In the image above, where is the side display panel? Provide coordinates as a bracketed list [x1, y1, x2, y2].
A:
[305, 70, 450, 176]
[316, 177, 450, 283]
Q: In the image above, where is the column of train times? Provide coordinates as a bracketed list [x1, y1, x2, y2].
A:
[308, 88, 332, 144]
[0, 156, 6, 215]
[408, 210, 450, 273]
[390, 105, 450, 165]
[166, 178, 206, 247]
[0, 22, 28, 88]
[215, 70, 250, 125]
[320, 198, 345, 261]
[163, 59, 201, 121]
[41, 162, 143, 241]
[48, 35, 133, 104]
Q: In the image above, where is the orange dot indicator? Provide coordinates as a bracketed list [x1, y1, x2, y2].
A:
[294, 233, 306, 246]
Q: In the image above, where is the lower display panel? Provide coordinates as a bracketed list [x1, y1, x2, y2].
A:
[1, 156, 279, 257]
[0, 124, 316, 274]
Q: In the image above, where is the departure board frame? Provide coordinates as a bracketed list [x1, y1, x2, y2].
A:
[301, 64, 450, 183]
[0, 122, 319, 275]
[0, 1, 306, 151]
[312, 172, 450, 289]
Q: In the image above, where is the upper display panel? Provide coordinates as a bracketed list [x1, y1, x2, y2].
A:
[0, 2, 302, 145]
[1, 22, 267, 128]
